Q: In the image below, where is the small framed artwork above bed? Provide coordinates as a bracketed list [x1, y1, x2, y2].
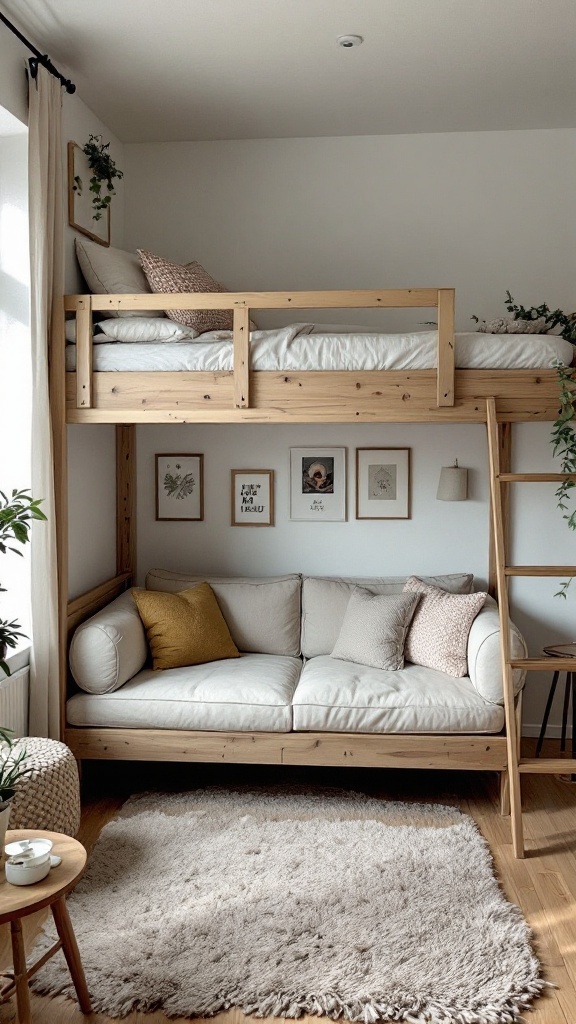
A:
[356, 448, 411, 520]
[231, 470, 274, 527]
[67, 141, 110, 246]
[155, 454, 204, 521]
[290, 447, 346, 522]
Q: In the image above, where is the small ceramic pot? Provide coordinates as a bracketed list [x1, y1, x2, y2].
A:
[5, 837, 53, 886]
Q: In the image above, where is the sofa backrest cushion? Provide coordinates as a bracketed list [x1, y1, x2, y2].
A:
[301, 573, 474, 658]
[145, 569, 302, 657]
[70, 590, 148, 694]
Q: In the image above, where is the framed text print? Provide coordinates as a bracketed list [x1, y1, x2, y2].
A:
[290, 447, 346, 521]
[231, 470, 274, 527]
[155, 454, 204, 521]
[355, 448, 410, 519]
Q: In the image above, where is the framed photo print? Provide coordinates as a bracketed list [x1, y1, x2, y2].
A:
[155, 454, 204, 521]
[356, 448, 410, 519]
[231, 470, 274, 527]
[290, 447, 346, 521]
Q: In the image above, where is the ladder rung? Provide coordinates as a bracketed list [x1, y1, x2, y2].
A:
[511, 658, 576, 671]
[519, 758, 576, 774]
[505, 565, 576, 576]
[498, 473, 576, 482]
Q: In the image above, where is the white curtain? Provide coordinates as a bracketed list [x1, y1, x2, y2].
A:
[27, 67, 63, 737]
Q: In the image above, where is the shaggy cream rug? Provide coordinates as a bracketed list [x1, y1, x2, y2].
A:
[31, 787, 545, 1023]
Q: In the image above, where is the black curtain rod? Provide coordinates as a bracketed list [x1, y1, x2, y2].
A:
[0, 10, 76, 93]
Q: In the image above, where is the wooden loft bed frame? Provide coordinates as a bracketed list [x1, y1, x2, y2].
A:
[53, 287, 576, 859]
[61, 287, 563, 423]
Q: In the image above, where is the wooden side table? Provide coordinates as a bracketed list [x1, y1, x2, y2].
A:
[536, 644, 576, 765]
[0, 829, 92, 1024]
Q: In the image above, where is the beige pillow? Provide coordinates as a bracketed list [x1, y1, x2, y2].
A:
[137, 249, 233, 333]
[74, 237, 164, 318]
[132, 583, 239, 670]
[331, 588, 420, 671]
[403, 577, 487, 677]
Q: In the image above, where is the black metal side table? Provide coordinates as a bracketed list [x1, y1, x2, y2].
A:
[536, 643, 576, 761]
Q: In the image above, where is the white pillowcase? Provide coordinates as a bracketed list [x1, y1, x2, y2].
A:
[65, 317, 200, 344]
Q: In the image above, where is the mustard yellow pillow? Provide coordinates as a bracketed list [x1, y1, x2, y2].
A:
[132, 583, 240, 670]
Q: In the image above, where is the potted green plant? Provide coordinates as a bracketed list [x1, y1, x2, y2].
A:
[0, 726, 32, 852]
[0, 488, 46, 676]
[72, 133, 123, 222]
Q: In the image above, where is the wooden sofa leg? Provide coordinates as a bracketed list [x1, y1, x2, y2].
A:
[499, 771, 510, 816]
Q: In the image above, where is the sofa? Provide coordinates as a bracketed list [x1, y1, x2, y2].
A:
[66, 571, 527, 759]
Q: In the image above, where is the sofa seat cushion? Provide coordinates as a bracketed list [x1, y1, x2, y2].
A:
[292, 656, 504, 734]
[66, 654, 301, 732]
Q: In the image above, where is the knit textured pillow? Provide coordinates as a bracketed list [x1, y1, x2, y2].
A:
[331, 588, 420, 671]
[137, 249, 233, 333]
[132, 583, 239, 670]
[402, 577, 487, 677]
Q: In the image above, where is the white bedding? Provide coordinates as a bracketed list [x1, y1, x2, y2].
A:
[65, 324, 574, 372]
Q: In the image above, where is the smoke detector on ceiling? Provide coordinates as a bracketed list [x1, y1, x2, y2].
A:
[337, 35, 363, 48]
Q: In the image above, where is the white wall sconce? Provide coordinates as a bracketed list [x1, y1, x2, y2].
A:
[436, 460, 468, 501]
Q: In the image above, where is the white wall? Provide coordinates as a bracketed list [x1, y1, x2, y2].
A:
[124, 128, 576, 735]
[0, 33, 28, 125]
[62, 98, 125, 598]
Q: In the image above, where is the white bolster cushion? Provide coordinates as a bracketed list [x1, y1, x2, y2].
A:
[69, 590, 148, 694]
[466, 595, 527, 705]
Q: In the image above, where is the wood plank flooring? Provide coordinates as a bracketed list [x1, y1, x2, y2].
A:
[1, 743, 575, 1024]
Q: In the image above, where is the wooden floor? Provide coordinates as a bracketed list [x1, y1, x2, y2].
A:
[1, 742, 575, 1024]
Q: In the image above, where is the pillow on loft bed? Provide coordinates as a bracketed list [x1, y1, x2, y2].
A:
[74, 237, 165, 319]
[64, 317, 200, 345]
[138, 249, 235, 334]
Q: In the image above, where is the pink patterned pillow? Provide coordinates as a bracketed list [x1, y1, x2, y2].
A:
[403, 576, 487, 677]
[137, 250, 232, 333]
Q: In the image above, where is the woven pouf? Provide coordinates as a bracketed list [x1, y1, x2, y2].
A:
[9, 737, 80, 837]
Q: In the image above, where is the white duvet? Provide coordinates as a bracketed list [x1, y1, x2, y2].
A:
[65, 324, 574, 372]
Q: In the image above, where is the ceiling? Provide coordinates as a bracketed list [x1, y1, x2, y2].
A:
[2, 0, 576, 143]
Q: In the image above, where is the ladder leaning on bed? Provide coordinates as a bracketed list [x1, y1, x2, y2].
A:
[486, 397, 576, 858]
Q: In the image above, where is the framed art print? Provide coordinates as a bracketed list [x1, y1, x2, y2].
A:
[355, 448, 410, 519]
[67, 141, 111, 246]
[231, 470, 274, 526]
[155, 454, 204, 521]
[290, 447, 346, 521]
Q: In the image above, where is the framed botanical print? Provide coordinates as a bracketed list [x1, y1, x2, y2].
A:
[290, 447, 346, 521]
[231, 470, 274, 526]
[356, 448, 411, 519]
[155, 454, 204, 521]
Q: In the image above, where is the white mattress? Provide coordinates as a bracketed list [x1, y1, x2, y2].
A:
[65, 324, 574, 372]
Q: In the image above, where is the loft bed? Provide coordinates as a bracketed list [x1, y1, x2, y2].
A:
[52, 287, 576, 859]
[60, 288, 572, 423]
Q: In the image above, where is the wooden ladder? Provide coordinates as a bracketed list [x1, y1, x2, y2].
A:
[486, 397, 576, 857]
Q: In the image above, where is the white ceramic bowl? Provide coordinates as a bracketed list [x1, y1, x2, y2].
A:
[4, 838, 53, 885]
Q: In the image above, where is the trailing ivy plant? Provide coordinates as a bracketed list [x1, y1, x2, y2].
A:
[551, 362, 576, 597]
[73, 134, 123, 222]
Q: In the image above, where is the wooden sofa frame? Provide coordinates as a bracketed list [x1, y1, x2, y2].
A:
[53, 287, 576, 858]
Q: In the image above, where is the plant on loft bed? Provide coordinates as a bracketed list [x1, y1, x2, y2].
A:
[474, 293, 576, 595]
[0, 488, 46, 675]
[73, 134, 123, 222]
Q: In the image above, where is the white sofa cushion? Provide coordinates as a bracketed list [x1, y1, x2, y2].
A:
[301, 573, 474, 658]
[467, 595, 527, 704]
[69, 591, 148, 694]
[331, 590, 419, 670]
[292, 656, 504, 734]
[67, 653, 301, 732]
[145, 570, 301, 657]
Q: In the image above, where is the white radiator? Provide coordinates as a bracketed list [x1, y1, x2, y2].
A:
[0, 665, 29, 737]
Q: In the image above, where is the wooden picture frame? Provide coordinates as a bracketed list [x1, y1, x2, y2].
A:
[155, 454, 204, 521]
[67, 141, 110, 247]
[356, 448, 411, 519]
[290, 447, 346, 521]
[231, 470, 274, 527]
